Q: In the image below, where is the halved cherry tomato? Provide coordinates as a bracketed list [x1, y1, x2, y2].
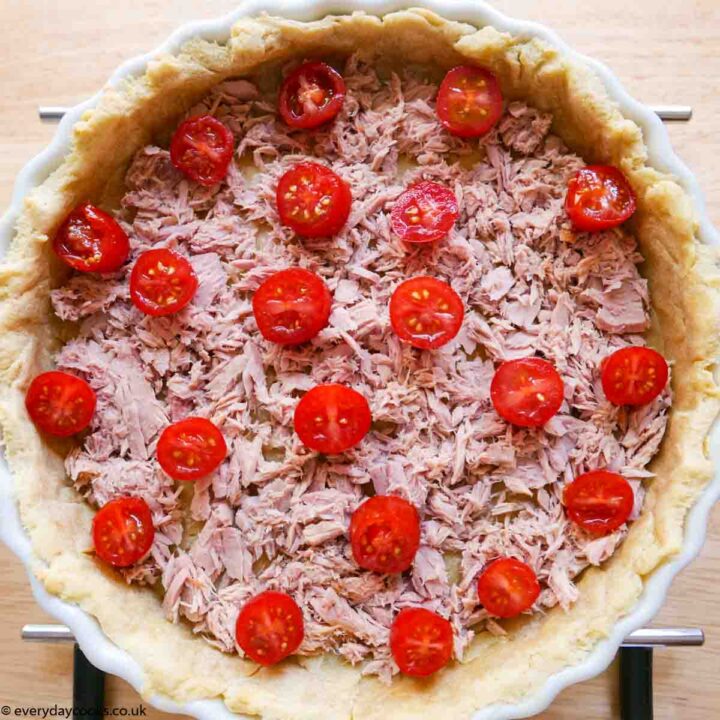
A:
[477, 557, 540, 619]
[170, 115, 234, 186]
[565, 165, 637, 232]
[389, 276, 464, 350]
[390, 607, 454, 677]
[156, 417, 227, 481]
[278, 61, 346, 130]
[391, 181, 459, 244]
[92, 496, 155, 568]
[294, 384, 371, 454]
[25, 371, 96, 437]
[436, 66, 504, 138]
[129, 248, 198, 316]
[253, 268, 332, 345]
[601, 346, 668, 406]
[235, 590, 304, 666]
[490, 358, 564, 428]
[564, 470, 634, 535]
[349, 496, 421, 574]
[53, 203, 130, 273]
[276, 162, 352, 238]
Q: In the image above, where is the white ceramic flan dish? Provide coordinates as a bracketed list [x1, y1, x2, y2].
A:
[0, 2, 718, 719]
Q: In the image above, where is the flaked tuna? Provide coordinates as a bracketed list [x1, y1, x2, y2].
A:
[50, 55, 669, 681]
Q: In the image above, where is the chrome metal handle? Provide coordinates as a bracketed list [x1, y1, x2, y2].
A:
[21, 622, 705, 646]
[37, 105, 694, 123]
[622, 627, 704, 647]
[22, 623, 75, 642]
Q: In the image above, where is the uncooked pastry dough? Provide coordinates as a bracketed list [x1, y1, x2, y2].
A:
[0, 10, 718, 720]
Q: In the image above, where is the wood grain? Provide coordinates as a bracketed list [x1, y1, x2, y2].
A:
[0, 2, 718, 718]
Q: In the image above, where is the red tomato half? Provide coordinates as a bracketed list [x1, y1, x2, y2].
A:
[170, 115, 234, 186]
[390, 277, 464, 350]
[92, 496, 155, 568]
[129, 248, 198, 316]
[349, 495, 421, 574]
[564, 470, 634, 535]
[565, 165, 637, 232]
[601, 346, 668, 406]
[53, 203, 130, 273]
[390, 608, 454, 677]
[235, 591, 304, 666]
[278, 61, 346, 130]
[436, 66, 504, 138]
[253, 268, 332, 345]
[294, 384, 371, 454]
[25, 371, 96, 437]
[276, 162, 352, 238]
[391, 181, 459, 244]
[490, 358, 564, 428]
[156, 417, 227, 481]
[477, 557, 540, 619]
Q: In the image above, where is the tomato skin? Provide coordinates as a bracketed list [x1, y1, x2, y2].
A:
[129, 248, 198, 316]
[53, 203, 130, 273]
[156, 417, 227, 481]
[276, 162, 352, 238]
[477, 558, 540, 619]
[601, 346, 668, 406]
[25, 371, 96, 437]
[436, 66, 504, 138]
[169, 115, 234, 186]
[253, 268, 332, 346]
[278, 61, 346, 130]
[294, 384, 372, 455]
[92, 496, 155, 568]
[565, 165, 637, 232]
[349, 496, 421, 574]
[389, 276, 464, 350]
[390, 608, 454, 677]
[391, 181, 459, 244]
[235, 591, 304, 666]
[564, 470, 634, 535]
[490, 358, 564, 428]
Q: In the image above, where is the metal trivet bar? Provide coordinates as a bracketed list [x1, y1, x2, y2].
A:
[21, 624, 704, 720]
[37, 105, 694, 122]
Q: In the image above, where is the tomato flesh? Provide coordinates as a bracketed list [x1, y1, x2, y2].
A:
[92, 496, 155, 568]
[350, 495, 421, 574]
[25, 371, 96, 437]
[390, 277, 464, 350]
[170, 114, 234, 187]
[276, 162, 352, 238]
[601, 346, 668, 406]
[477, 557, 540, 618]
[390, 608, 454, 677]
[130, 248, 198, 316]
[565, 165, 637, 232]
[436, 66, 503, 138]
[235, 591, 304, 666]
[294, 384, 371, 454]
[490, 358, 564, 428]
[53, 203, 130, 273]
[156, 417, 227, 481]
[391, 181, 459, 244]
[564, 470, 634, 535]
[278, 61, 346, 130]
[253, 268, 332, 345]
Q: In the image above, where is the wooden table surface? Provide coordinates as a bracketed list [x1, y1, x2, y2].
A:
[1, 1, 719, 718]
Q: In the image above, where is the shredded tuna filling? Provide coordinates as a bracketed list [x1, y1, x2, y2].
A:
[51, 56, 669, 681]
